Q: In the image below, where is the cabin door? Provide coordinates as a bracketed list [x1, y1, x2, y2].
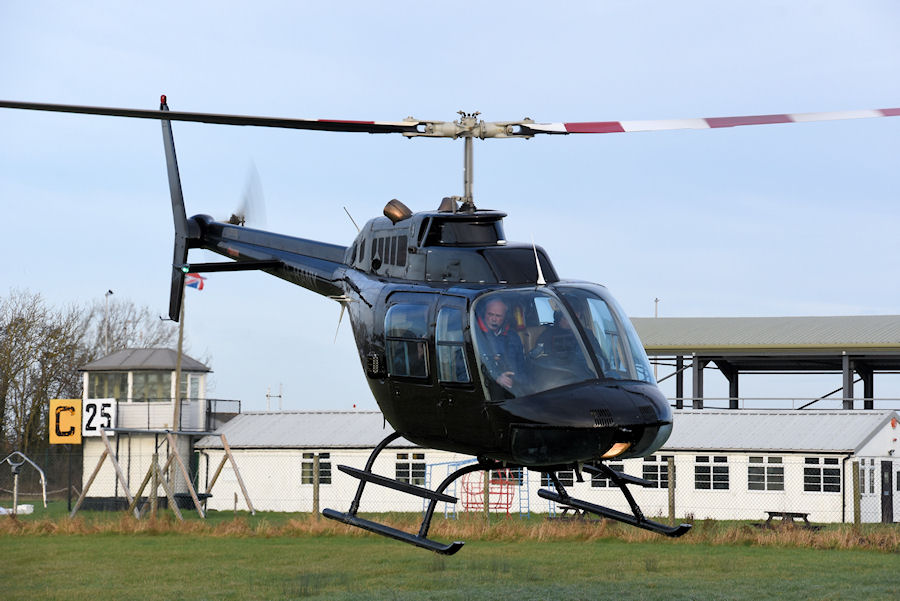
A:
[384, 292, 445, 439]
[435, 296, 494, 448]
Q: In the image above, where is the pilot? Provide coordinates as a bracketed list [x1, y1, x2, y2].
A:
[477, 297, 526, 397]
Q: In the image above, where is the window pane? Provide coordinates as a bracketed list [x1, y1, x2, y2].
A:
[387, 340, 428, 377]
[695, 465, 710, 489]
[132, 372, 172, 401]
[768, 467, 784, 491]
[436, 307, 470, 383]
[437, 344, 470, 383]
[712, 466, 729, 490]
[396, 235, 407, 266]
[748, 466, 765, 490]
[823, 469, 840, 492]
[590, 463, 623, 488]
[88, 372, 128, 400]
[411, 462, 426, 486]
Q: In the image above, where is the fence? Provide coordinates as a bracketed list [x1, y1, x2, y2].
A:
[0, 445, 83, 508]
[29, 438, 896, 527]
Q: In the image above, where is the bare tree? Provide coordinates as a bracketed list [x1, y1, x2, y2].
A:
[0, 291, 179, 453]
[80, 297, 178, 363]
[0, 291, 87, 452]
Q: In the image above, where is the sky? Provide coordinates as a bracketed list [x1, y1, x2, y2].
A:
[1, 1, 899, 411]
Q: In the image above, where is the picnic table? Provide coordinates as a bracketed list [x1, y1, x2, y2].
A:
[764, 511, 814, 528]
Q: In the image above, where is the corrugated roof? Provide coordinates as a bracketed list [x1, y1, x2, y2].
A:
[195, 411, 415, 449]
[197, 409, 898, 454]
[664, 410, 898, 453]
[80, 348, 210, 372]
[631, 315, 900, 352]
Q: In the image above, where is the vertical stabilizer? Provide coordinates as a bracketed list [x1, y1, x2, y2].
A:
[160, 95, 198, 320]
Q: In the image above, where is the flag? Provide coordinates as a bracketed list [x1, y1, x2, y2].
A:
[185, 273, 206, 290]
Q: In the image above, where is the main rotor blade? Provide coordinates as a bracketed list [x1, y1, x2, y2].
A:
[0, 99, 422, 135]
[519, 108, 900, 136]
[3, 98, 898, 139]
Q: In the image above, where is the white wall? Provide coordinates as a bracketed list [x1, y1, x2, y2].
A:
[82, 433, 194, 498]
[195, 447, 897, 524]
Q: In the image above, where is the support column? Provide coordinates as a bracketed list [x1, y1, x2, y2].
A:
[842, 354, 854, 410]
[692, 356, 705, 410]
[675, 356, 684, 410]
[858, 365, 874, 410]
[715, 360, 740, 410]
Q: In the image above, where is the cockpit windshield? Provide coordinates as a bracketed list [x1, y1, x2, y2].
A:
[556, 284, 655, 385]
[471, 286, 655, 401]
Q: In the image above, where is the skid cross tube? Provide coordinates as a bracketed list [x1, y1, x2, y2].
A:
[539, 463, 692, 538]
[418, 459, 500, 539]
[323, 432, 501, 554]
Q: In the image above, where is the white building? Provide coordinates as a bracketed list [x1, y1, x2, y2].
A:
[78, 349, 236, 509]
[195, 409, 900, 523]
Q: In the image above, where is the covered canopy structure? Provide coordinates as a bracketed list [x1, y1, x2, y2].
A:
[631, 315, 900, 410]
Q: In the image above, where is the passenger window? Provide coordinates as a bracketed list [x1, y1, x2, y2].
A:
[396, 235, 407, 266]
[385, 304, 429, 378]
[436, 307, 470, 383]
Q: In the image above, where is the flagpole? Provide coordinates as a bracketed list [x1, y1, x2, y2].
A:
[173, 281, 185, 432]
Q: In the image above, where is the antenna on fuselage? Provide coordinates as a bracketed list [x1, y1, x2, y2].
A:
[531, 235, 546, 286]
[343, 206, 360, 233]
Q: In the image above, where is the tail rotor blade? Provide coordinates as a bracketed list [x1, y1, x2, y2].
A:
[227, 163, 267, 228]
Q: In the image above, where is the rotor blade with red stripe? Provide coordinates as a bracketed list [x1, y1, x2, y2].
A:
[0, 99, 423, 134]
[519, 108, 900, 136]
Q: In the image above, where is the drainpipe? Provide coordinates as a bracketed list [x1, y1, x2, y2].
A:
[841, 452, 853, 523]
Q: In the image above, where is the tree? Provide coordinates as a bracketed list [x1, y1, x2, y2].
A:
[80, 296, 178, 363]
[0, 290, 178, 453]
[0, 291, 87, 453]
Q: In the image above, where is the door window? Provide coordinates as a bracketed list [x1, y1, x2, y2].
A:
[436, 307, 470, 383]
[385, 304, 429, 378]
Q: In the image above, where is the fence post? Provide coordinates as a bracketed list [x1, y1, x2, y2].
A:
[667, 456, 676, 525]
[312, 454, 320, 518]
[150, 452, 159, 519]
[66, 445, 73, 513]
[852, 460, 861, 526]
[483, 470, 490, 519]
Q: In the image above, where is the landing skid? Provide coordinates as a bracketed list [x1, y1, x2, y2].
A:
[322, 432, 500, 555]
[538, 463, 691, 537]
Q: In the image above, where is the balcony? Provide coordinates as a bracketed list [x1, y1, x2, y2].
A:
[114, 398, 241, 432]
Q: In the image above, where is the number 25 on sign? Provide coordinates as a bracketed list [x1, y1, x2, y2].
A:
[82, 399, 116, 437]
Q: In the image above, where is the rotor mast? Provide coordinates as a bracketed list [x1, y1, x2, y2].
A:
[460, 111, 477, 210]
[404, 110, 531, 211]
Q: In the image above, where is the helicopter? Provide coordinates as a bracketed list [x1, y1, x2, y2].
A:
[1, 98, 898, 554]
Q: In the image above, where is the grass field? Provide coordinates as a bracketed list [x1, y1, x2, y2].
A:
[2, 504, 900, 600]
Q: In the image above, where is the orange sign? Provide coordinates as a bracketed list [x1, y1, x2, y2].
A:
[49, 399, 82, 445]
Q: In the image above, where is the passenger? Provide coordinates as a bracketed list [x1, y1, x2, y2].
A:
[535, 310, 579, 361]
[535, 306, 603, 378]
[476, 297, 526, 397]
[392, 333, 427, 377]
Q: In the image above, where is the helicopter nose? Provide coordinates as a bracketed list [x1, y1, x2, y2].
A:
[497, 380, 674, 466]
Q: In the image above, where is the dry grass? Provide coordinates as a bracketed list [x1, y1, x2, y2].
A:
[2, 511, 899, 552]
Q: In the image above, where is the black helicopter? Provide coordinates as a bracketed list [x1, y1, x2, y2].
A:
[2, 99, 897, 554]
